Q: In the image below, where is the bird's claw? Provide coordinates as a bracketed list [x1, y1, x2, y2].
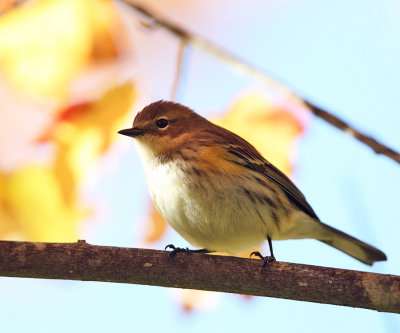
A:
[165, 244, 211, 258]
[250, 251, 276, 271]
[165, 244, 190, 258]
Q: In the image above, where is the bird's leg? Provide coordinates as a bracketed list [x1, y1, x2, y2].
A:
[267, 236, 276, 261]
[250, 236, 276, 270]
[165, 244, 212, 258]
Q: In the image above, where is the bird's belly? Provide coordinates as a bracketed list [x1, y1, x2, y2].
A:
[145, 163, 271, 254]
[159, 194, 268, 254]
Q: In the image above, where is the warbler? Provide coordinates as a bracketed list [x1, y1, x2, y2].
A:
[119, 100, 387, 266]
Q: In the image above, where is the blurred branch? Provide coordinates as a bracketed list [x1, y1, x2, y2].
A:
[303, 102, 400, 164]
[0, 240, 399, 313]
[124, 1, 400, 165]
[170, 39, 187, 101]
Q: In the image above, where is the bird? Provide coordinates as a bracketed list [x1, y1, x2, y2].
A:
[118, 100, 387, 267]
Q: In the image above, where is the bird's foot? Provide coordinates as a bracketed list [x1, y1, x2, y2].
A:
[165, 244, 190, 258]
[250, 251, 276, 271]
[165, 244, 210, 258]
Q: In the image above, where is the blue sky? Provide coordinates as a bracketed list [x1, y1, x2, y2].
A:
[1, 1, 400, 332]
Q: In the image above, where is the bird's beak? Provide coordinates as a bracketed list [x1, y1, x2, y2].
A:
[118, 127, 143, 138]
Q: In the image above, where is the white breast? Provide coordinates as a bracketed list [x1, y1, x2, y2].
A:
[134, 140, 275, 254]
[134, 140, 193, 232]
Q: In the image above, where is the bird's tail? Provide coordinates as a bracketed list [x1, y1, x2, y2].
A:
[317, 222, 387, 265]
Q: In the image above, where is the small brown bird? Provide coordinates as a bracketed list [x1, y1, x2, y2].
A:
[119, 100, 387, 266]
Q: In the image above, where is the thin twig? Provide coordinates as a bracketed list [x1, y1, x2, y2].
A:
[0, 240, 399, 313]
[123, 1, 400, 165]
[303, 101, 400, 163]
[170, 39, 187, 101]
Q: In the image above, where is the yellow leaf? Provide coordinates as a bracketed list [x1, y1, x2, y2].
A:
[212, 93, 306, 176]
[0, 166, 84, 241]
[0, 0, 124, 98]
[50, 82, 136, 202]
[53, 128, 103, 204]
[0, 83, 135, 241]
[0, 0, 92, 97]
[74, 82, 137, 152]
[89, 0, 126, 60]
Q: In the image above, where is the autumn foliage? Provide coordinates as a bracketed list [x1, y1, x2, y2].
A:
[0, 0, 307, 311]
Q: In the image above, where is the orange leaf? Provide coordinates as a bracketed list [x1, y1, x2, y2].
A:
[170, 289, 220, 313]
[0, 0, 17, 14]
[212, 93, 308, 176]
[50, 82, 136, 202]
[143, 203, 168, 244]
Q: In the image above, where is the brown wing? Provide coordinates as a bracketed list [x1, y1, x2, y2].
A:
[201, 125, 320, 220]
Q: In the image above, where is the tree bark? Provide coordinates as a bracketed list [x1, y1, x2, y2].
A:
[0, 240, 398, 313]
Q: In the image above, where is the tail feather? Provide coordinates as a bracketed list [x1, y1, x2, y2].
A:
[317, 223, 387, 266]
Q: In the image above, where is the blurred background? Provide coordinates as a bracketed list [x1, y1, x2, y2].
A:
[0, 0, 399, 332]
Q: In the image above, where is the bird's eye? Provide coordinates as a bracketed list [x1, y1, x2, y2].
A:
[156, 118, 169, 128]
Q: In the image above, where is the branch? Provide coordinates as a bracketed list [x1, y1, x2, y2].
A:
[0, 240, 399, 313]
[124, 1, 400, 165]
[303, 101, 400, 163]
[170, 39, 187, 101]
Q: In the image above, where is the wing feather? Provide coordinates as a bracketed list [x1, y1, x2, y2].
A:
[199, 126, 319, 220]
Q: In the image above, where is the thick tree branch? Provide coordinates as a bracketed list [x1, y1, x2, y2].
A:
[0, 240, 398, 313]
[123, 1, 400, 165]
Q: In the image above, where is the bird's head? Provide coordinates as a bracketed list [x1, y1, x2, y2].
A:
[118, 100, 209, 160]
